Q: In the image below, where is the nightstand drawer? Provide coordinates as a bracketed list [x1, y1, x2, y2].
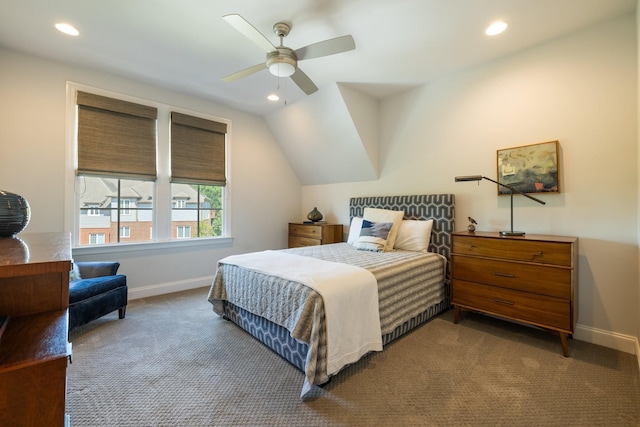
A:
[288, 223, 343, 248]
[452, 256, 571, 299]
[453, 235, 572, 266]
[289, 224, 322, 239]
[452, 280, 571, 331]
[288, 236, 321, 248]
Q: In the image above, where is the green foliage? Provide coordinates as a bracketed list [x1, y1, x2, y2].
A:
[192, 184, 223, 237]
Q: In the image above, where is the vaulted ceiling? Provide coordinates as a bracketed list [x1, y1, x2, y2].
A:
[1, 0, 634, 115]
[1, 0, 635, 185]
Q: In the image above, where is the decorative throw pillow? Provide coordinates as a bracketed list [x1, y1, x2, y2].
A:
[347, 217, 364, 245]
[69, 262, 82, 281]
[394, 219, 434, 252]
[354, 220, 393, 252]
[362, 207, 404, 251]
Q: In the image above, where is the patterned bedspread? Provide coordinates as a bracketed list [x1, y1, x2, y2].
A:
[207, 242, 446, 396]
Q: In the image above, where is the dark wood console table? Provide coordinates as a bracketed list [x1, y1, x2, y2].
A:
[0, 232, 72, 426]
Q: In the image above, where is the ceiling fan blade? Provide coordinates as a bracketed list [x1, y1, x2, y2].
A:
[290, 68, 318, 95]
[223, 14, 275, 53]
[295, 35, 355, 60]
[222, 62, 267, 82]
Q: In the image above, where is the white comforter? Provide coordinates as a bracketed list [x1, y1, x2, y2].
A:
[218, 250, 383, 377]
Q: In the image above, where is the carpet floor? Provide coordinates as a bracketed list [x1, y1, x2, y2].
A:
[67, 287, 640, 426]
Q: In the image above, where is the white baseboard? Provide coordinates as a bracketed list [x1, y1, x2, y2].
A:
[128, 276, 214, 300]
[574, 323, 638, 355]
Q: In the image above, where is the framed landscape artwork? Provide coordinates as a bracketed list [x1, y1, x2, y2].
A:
[496, 140, 560, 195]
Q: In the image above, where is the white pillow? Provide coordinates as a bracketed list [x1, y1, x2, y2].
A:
[347, 217, 363, 245]
[362, 207, 404, 252]
[394, 219, 434, 252]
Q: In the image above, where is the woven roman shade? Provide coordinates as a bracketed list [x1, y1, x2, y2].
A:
[77, 91, 158, 180]
[171, 112, 227, 186]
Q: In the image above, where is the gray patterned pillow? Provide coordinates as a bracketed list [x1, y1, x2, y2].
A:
[354, 220, 393, 252]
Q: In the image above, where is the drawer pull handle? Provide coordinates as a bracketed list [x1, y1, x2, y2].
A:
[493, 272, 515, 278]
[492, 298, 514, 305]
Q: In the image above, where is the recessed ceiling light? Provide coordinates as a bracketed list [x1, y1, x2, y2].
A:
[267, 94, 280, 101]
[485, 21, 507, 36]
[55, 23, 79, 36]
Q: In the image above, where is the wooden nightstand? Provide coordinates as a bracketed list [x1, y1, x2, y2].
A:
[288, 223, 343, 248]
[451, 231, 578, 356]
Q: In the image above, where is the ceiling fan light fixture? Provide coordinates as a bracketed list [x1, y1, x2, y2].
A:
[266, 49, 297, 77]
[268, 62, 295, 77]
[267, 93, 280, 101]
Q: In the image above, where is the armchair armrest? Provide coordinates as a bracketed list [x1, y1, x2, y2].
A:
[75, 261, 121, 279]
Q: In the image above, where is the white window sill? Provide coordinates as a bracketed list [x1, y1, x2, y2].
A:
[72, 236, 234, 256]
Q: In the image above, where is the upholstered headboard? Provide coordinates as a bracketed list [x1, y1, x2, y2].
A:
[349, 194, 456, 284]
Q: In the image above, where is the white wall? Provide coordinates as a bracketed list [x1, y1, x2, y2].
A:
[0, 47, 301, 298]
[303, 14, 639, 353]
[637, 0, 640, 360]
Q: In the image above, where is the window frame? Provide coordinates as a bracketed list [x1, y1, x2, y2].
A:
[65, 82, 233, 253]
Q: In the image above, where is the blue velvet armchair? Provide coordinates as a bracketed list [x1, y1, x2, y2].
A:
[69, 261, 128, 331]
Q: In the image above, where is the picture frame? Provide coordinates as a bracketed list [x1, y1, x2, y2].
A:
[496, 140, 560, 195]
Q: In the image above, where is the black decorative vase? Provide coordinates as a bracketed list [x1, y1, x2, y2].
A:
[0, 190, 31, 237]
[307, 207, 323, 222]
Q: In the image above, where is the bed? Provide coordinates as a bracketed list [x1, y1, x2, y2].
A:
[208, 194, 455, 397]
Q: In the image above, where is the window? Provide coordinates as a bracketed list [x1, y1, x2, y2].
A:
[169, 111, 227, 239]
[120, 200, 131, 216]
[176, 225, 191, 239]
[70, 85, 229, 247]
[171, 184, 223, 238]
[89, 233, 106, 245]
[78, 177, 153, 244]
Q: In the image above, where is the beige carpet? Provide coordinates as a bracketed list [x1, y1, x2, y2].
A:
[67, 287, 640, 426]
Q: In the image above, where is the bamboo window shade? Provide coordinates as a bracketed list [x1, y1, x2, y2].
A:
[77, 91, 158, 180]
[171, 112, 227, 186]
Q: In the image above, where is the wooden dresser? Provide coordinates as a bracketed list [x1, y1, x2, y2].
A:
[288, 223, 343, 248]
[0, 232, 72, 426]
[451, 231, 578, 356]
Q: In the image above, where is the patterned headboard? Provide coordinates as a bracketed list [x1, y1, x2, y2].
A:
[349, 194, 456, 280]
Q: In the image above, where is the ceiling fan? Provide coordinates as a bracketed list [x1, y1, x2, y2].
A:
[222, 14, 356, 95]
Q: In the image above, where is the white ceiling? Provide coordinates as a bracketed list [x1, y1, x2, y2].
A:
[0, 0, 635, 116]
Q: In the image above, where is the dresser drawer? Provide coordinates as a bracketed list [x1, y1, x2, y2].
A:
[453, 235, 572, 266]
[289, 224, 322, 239]
[452, 255, 571, 299]
[288, 236, 320, 248]
[452, 280, 571, 331]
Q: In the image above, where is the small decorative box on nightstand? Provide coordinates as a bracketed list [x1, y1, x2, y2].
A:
[288, 223, 343, 248]
[451, 231, 578, 356]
